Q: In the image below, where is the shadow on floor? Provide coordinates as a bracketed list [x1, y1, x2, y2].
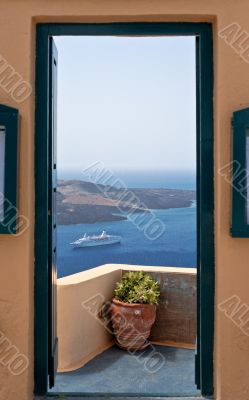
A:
[50, 344, 200, 396]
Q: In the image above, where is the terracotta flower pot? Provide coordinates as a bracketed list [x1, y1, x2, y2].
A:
[110, 298, 157, 351]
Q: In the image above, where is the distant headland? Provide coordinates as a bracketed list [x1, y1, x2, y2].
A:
[57, 179, 196, 225]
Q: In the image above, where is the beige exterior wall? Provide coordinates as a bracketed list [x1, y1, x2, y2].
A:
[0, 1, 249, 399]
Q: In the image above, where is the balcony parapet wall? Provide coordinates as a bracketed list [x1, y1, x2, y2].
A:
[57, 264, 196, 372]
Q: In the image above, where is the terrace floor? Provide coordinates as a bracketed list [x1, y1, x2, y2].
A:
[50, 344, 200, 396]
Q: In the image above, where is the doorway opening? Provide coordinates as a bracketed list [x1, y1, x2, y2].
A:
[34, 23, 214, 398]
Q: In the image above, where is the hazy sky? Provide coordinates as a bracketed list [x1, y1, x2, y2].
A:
[54, 36, 196, 172]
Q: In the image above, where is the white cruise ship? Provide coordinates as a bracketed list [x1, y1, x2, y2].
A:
[70, 230, 121, 248]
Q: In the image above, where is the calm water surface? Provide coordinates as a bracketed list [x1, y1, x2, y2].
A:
[58, 206, 196, 278]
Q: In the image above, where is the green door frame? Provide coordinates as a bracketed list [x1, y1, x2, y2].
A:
[34, 22, 214, 397]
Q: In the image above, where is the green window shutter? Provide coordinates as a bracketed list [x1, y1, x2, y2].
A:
[231, 107, 249, 237]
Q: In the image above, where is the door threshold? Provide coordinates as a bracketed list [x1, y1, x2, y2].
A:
[40, 397, 206, 400]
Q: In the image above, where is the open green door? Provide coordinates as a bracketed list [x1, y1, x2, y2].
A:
[195, 31, 214, 397]
[48, 37, 58, 389]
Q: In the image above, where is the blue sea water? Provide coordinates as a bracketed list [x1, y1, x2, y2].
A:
[58, 206, 196, 278]
[58, 169, 196, 190]
[57, 170, 196, 278]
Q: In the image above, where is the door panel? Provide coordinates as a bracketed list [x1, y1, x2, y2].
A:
[194, 28, 214, 396]
[48, 37, 58, 389]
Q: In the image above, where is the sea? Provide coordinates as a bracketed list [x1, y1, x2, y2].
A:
[57, 170, 196, 278]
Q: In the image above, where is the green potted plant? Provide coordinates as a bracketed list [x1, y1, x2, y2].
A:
[110, 271, 160, 351]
